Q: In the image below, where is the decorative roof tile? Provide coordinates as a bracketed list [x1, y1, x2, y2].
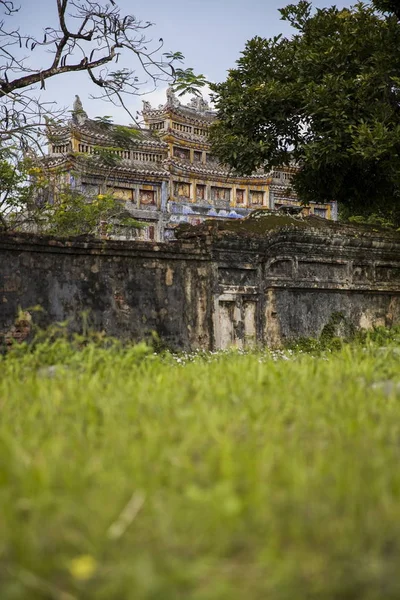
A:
[42, 154, 169, 178]
[48, 118, 167, 150]
[167, 158, 271, 181]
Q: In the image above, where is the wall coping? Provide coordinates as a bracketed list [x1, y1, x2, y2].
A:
[2, 225, 400, 260]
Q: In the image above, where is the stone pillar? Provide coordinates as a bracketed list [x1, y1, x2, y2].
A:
[133, 185, 139, 208]
[330, 201, 338, 221]
[245, 188, 250, 208]
[206, 184, 212, 204]
[161, 181, 168, 211]
[266, 187, 271, 209]
[232, 187, 237, 207]
[229, 187, 235, 207]
[269, 189, 275, 210]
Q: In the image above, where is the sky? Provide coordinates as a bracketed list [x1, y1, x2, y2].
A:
[11, 0, 350, 125]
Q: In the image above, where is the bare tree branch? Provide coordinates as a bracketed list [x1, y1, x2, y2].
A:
[0, 0, 206, 231]
[0, 0, 208, 161]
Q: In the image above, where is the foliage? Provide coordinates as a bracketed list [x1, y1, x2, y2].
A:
[0, 1, 205, 233]
[347, 213, 398, 229]
[93, 117, 142, 146]
[373, 0, 400, 18]
[3, 331, 400, 597]
[0, 0, 206, 153]
[172, 67, 208, 97]
[286, 311, 360, 353]
[211, 0, 400, 223]
[0, 126, 148, 236]
[0, 157, 145, 236]
[0, 151, 36, 228]
[113, 125, 142, 146]
[40, 188, 145, 238]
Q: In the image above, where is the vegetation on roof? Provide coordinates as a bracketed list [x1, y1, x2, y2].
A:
[176, 210, 400, 239]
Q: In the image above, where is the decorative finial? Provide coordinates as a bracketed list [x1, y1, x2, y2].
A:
[187, 95, 209, 112]
[142, 99, 152, 111]
[166, 86, 179, 107]
[72, 95, 88, 125]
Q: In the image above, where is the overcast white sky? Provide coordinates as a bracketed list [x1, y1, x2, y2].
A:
[13, 0, 350, 124]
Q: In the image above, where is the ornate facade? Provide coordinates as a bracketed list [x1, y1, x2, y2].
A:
[45, 90, 336, 241]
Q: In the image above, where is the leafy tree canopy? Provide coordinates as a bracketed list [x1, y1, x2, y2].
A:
[210, 0, 400, 223]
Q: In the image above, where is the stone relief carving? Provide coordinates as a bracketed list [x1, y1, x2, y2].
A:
[173, 146, 190, 160]
[140, 189, 156, 205]
[251, 191, 264, 205]
[236, 189, 245, 204]
[212, 187, 230, 202]
[196, 185, 206, 200]
[174, 182, 190, 198]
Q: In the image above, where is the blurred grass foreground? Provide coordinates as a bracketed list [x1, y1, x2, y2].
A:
[2, 329, 400, 599]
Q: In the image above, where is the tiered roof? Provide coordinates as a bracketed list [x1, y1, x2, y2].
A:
[45, 91, 294, 187]
[142, 88, 215, 124]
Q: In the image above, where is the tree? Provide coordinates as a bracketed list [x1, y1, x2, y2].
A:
[0, 153, 145, 237]
[0, 0, 205, 232]
[40, 188, 146, 238]
[373, 0, 400, 19]
[210, 0, 400, 224]
[0, 150, 37, 230]
[0, 0, 205, 150]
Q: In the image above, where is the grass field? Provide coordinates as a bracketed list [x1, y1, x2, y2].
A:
[2, 331, 400, 599]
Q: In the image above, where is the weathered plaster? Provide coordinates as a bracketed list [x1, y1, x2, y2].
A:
[1, 220, 400, 349]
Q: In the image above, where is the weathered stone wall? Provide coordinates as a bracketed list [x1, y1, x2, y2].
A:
[1, 224, 400, 349]
[212, 229, 400, 347]
[0, 234, 214, 350]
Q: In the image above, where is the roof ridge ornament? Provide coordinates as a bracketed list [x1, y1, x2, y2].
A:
[187, 95, 209, 113]
[72, 95, 88, 125]
[166, 86, 180, 108]
[142, 99, 152, 111]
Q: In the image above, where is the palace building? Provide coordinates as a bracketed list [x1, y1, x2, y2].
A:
[44, 89, 336, 241]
